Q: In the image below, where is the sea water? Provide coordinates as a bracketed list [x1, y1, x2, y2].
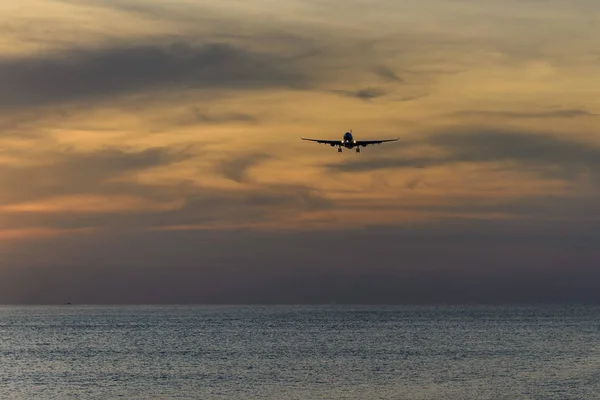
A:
[0, 305, 599, 399]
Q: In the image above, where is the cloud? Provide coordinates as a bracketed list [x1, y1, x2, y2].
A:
[0, 195, 182, 214]
[4, 135, 597, 238]
[216, 152, 273, 183]
[0, 227, 95, 240]
[58, 0, 192, 21]
[183, 109, 259, 125]
[0, 145, 334, 235]
[372, 65, 403, 82]
[325, 128, 600, 179]
[0, 42, 312, 109]
[405, 177, 428, 190]
[430, 129, 600, 170]
[391, 93, 429, 103]
[0, 181, 335, 235]
[392, 193, 600, 222]
[452, 109, 597, 119]
[3, 0, 517, 120]
[162, 183, 333, 226]
[326, 156, 433, 173]
[146, 107, 260, 133]
[0, 147, 192, 204]
[329, 87, 387, 101]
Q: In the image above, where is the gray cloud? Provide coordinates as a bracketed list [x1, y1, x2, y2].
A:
[391, 93, 429, 103]
[343, 193, 600, 222]
[405, 177, 428, 190]
[216, 152, 273, 183]
[325, 128, 600, 178]
[0, 42, 311, 109]
[330, 88, 387, 101]
[431, 129, 600, 169]
[372, 65, 403, 83]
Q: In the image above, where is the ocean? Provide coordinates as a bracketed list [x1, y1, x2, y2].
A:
[1, 305, 598, 399]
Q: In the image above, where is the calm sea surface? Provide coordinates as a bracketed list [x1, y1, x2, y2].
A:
[0, 305, 599, 399]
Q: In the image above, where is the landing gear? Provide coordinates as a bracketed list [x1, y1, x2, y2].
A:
[338, 147, 342, 153]
[356, 147, 360, 153]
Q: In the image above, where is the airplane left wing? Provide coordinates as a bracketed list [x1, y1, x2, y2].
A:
[355, 138, 399, 146]
[301, 138, 342, 145]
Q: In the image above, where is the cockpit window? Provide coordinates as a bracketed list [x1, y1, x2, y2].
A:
[343, 132, 353, 140]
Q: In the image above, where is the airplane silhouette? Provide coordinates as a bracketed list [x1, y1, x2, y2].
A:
[301, 130, 398, 152]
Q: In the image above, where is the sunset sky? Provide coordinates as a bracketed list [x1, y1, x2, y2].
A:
[1, 0, 600, 303]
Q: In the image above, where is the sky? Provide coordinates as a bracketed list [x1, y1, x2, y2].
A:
[1, 0, 600, 304]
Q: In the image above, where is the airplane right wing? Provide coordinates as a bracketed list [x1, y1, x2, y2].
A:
[301, 138, 342, 145]
[354, 138, 399, 146]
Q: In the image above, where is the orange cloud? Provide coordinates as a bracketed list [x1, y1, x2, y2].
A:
[0, 226, 95, 240]
[0, 195, 183, 214]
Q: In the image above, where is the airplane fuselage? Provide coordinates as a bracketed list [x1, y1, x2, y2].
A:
[341, 132, 356, 148]
[329, 132, 362, 152]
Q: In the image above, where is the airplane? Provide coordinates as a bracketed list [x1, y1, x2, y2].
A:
[301, 130, 399, 152]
